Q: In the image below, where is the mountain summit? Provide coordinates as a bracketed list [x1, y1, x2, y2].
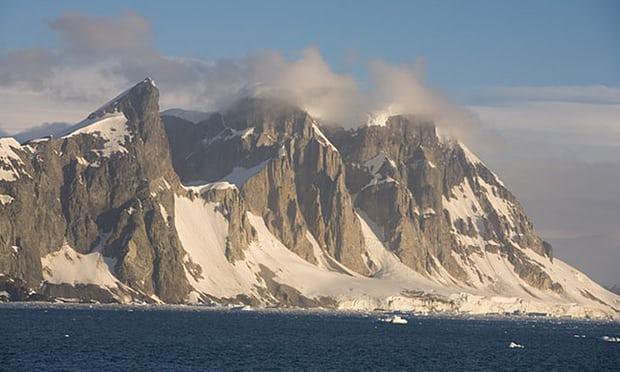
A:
[1, 80, 618, 319]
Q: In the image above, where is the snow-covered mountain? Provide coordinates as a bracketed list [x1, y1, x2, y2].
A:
[1, 79, 618, 319]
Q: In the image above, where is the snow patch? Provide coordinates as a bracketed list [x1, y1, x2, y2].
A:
[364, 152, 396, 175]
[174, 195, 253, 298]
[183, 181, 238, 194]
[442, 178, 486, 246]
[219, 160, 270, 188]
[41, 243, 119, 287]
[63, 112, 132, 157]
[361, 152, 398, 190]
[478, 177, 514, 221]
[182, 160, 269, 194]
[0, 137, 25, 182]
[159, 204, 169, 225]
[0, 194, 14, 205]
[312, 122, 338, 152]
[202, 126, 255, 147]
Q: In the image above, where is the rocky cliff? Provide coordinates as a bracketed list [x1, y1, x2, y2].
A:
[1, 79, 618, 319]
[0, 79, 189, 303]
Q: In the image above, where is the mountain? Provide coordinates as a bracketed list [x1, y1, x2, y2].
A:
[1, 79, 618, 319]
[610, 282, 620, 295]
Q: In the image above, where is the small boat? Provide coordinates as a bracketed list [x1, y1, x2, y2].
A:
[380, 315, 408, 324]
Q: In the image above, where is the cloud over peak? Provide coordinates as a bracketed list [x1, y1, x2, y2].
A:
[0, 11, 490, 148]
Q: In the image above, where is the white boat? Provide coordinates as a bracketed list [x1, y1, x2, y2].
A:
[380, 315, 408, 324]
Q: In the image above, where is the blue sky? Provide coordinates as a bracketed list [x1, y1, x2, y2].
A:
[0, 1, 619, 285]
[1, 0, 618, 97]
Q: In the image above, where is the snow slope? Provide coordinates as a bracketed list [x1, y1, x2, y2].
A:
[0, 137, 26, 182]
[41, 243, 118, 287]
[63, 112, 132, 157]
[172, 193, 620, 318]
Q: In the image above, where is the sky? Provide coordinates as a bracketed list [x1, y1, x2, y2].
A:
[0, 1, 619, 285]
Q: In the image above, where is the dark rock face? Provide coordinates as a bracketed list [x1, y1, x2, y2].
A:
[327, 116, 560, 291]
[164, 97, 370, 275]
[0, 79, 190, 303]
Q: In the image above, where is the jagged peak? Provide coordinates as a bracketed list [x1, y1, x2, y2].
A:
[0, 137, 22, 150]
[143, 77, 156, 87]
[90, 77, 158, 118]
[60, 78, 158, 139]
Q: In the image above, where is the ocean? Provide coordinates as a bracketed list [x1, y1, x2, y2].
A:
[0, 304, 618, 371]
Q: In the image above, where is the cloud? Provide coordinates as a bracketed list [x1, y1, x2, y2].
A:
[366, 61, 499, 149]
[469, 98, 620, 286]
[0, 11, 489, 147]
[475, 85, 620, 105]
[242, 48, 361, 124]
[470, 102, 620, 150]
[49, 12, 154, 58]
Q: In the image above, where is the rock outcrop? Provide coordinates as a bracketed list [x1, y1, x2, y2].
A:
[0, 79, 190, 303]
[327, 116, 560, 292]
[164, 97, 369, 275]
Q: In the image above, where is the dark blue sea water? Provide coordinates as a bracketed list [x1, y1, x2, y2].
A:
[0, 305, 619, 371]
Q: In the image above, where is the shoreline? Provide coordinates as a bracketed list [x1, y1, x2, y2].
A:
[1, 301, 618, 324]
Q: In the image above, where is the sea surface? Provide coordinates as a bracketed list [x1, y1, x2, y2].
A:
[0, 304, 619, 371]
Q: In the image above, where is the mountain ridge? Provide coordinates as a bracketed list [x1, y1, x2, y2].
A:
[1, 79, 618, 319]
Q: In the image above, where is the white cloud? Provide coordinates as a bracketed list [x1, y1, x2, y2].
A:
[469, 99, 620, 286]
[476, 85, 620, 105]
[367, 61, 497, 149]
[0, 11, 489, 145]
